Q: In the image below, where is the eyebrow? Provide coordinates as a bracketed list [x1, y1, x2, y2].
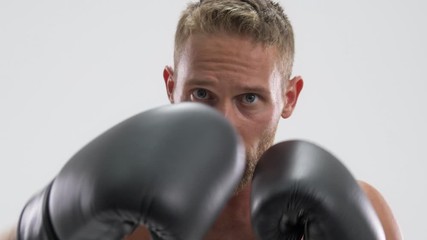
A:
[238, 85, 270, 95]
[186, 78, 217, 87]
[186, 78, 270, 96]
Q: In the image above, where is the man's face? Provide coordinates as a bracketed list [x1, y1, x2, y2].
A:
[163, 33, 302, 189]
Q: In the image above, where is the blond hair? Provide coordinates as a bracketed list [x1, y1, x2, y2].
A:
[174, 0, 295, 81]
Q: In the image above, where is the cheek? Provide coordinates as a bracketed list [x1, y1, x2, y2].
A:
[238, 109, 279, 149]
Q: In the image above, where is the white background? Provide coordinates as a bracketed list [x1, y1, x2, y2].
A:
[1, 0, 426, 239]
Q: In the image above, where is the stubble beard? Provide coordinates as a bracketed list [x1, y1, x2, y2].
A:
[234, 127, 277, 194]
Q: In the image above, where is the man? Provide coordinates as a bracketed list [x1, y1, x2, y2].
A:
[1, 0, 402, 239]
[124, 0, 401, 239]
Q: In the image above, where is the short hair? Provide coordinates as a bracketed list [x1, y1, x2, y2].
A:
[174, 0, 295, 82]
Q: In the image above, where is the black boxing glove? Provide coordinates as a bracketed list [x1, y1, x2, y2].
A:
[251, 140, 385, 240]
[18, 102, 245, 240]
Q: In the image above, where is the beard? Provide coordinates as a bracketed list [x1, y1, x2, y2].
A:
[234, 126, 277, 194]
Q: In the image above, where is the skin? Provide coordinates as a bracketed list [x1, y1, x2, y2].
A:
[162, 32, 400, 239]
[359, 181, 403, 239]
[0, 226, 15, 240]
[164, 32, 300, 239]
[0, 32, 401, 240]
[165, 32, 303, 193]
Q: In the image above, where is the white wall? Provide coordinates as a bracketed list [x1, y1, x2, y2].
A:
[1, 0, 425, 239]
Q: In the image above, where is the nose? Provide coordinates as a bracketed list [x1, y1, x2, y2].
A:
[215, 101, 239, 128]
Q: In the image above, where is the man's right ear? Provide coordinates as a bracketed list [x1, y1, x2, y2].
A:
[163, 66, 175, 103]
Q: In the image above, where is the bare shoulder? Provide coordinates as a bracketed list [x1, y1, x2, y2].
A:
[0, 225, 16, 240]
[358, 180, 403, 240]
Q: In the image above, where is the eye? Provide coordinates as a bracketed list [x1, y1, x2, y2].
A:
[191, 88, 211, 100]
[241, 93, 258, 104]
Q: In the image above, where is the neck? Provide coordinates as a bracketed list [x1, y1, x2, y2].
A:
[227, 183, 252, 219]
[204, 183, 256, 239]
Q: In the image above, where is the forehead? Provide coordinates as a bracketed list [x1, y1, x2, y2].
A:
[176, 33, 280, 83]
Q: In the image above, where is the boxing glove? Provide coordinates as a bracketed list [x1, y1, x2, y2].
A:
[18, 102, 245, 240]
[251, 140, 385, 240]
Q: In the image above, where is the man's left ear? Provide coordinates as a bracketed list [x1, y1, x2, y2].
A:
[281, 76, 304, 119]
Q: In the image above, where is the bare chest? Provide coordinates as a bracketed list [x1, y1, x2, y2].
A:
[203, 228, 257, 240]
[202, 215, 257, 240]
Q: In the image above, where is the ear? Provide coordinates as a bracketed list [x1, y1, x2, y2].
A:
[163, 66, 175, 103]
[281, 76, 304, 119]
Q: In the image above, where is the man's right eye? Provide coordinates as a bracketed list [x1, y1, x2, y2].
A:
[191, 89, 210, 100]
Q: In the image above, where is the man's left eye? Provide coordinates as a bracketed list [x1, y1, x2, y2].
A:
[242, 93, 258, 104]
